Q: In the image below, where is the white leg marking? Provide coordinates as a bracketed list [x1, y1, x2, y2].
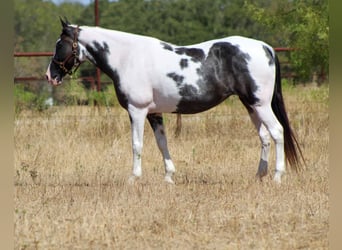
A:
[255, 105, 285, 183]
[248, 112, 271, 179]
[148, 114, 176, 184]
[258, 124, 271, 178]
[128, 106, 148, 184]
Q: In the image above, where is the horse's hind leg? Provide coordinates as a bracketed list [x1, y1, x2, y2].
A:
[147, 113, 176, 184]
[254, 105, 285, 183]
[247, 110, 271, 180]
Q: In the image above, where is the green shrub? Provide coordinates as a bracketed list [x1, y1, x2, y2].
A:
[15, 79, 120, 112]
[14, 84, 50, 114]
[87, 85, 119, 107]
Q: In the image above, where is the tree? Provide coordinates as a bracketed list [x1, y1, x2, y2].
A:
[245, 0, 329, 83]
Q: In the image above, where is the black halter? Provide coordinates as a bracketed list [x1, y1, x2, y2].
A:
[53, 26, 81, 75]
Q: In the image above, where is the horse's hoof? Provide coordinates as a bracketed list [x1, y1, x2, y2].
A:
[164, 176, 175, 184]
[128, 175, 138, 185]
[273, 172, 283, 184]
[256, 160, 268, 179]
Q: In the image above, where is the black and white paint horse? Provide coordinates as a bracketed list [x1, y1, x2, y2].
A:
[46, 19, 303, 184]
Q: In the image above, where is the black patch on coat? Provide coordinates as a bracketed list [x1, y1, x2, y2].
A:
[147, 113, 163, 132]
[171, 42, 259, 114]
[175, 47, 205, 62]
[167, 73, 184, 86]
[262, 45, 275, 65]
[161, 42, 174, 51]
[86, 41, 128, 109]
[180, 58, 188, 69]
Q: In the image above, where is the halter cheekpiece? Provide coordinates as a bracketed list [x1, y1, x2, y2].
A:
[53, 26, 81, 75]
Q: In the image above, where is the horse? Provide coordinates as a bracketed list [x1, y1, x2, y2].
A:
[45, 18, 304, 184]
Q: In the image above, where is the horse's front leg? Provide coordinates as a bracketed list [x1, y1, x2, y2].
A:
[127, 106, 148, 184]
[147, 113, 176, 184]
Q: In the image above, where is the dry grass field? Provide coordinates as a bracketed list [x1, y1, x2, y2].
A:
[14, 84, 328, 249]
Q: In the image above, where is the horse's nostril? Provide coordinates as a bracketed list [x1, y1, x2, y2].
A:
[45, 74, 49, 81]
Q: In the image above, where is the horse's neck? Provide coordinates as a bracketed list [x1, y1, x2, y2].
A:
[83, 26, 143, 43]
[78, 26, 154, 78]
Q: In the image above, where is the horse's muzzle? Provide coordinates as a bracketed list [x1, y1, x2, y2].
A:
[45, 66, 62, 86]
[45, 74, 62, 86]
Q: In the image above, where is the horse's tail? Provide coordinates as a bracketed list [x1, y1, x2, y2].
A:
[271, 54, 304, 171]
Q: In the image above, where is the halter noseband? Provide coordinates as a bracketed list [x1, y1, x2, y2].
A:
[53, 26, 81, 75]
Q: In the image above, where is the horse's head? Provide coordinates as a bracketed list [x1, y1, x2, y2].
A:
[45, 18, 85, 86]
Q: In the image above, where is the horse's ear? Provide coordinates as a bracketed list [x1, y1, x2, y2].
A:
[60, 17, 70, 28]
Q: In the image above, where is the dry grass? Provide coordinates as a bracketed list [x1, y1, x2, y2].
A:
[14, 84, 328, 249]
